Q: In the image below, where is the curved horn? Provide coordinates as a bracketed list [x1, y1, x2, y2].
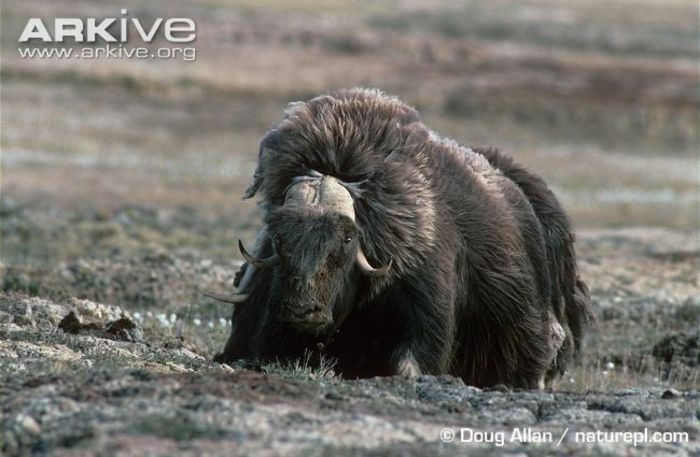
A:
[238, 239, 281, 269]
[205, 291, 249, 304]
[356, 247, 392, 277]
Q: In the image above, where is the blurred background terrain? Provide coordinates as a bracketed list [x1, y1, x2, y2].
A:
[3, 0, 698, 236]
[0, 0, 699, 453]
[0, 0, 700, 455]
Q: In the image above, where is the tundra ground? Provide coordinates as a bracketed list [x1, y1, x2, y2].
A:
[1, 0, 698, 455]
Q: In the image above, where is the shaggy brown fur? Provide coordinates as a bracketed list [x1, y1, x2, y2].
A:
[215, 88, 593, 388]
[474, 147, 594, 382]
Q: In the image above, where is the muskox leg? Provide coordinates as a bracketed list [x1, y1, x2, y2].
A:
[542, 312, 567, 388]
[456, 262, 553, 389]
[379, 275, 455, 378]
[215, 266, 255, 364]
[216, 229, 274, 363]
[214, 305, 255, 364]
[215, 293, 273, 364]
[214, 332, 237, 363]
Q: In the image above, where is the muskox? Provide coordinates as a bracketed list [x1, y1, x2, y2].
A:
[214, 88, 593, 388]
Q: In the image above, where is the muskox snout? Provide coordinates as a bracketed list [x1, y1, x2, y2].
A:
[281, 300, 332, 331]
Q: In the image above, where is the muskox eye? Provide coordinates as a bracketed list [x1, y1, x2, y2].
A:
[344, 236, 353, 244]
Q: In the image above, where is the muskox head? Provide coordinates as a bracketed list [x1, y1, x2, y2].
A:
[238, 174, 391, 332]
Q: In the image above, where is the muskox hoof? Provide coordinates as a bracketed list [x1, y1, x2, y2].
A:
[396, 353, 422, 378]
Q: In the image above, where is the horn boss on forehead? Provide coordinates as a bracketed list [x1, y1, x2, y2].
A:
[283, 175, 355, 221]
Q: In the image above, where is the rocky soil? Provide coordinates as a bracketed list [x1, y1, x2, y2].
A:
[1, 225, 698, 456]
[1, 0, 698, 454]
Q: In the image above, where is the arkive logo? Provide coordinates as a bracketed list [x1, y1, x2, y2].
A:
[18, 9, 196, 43]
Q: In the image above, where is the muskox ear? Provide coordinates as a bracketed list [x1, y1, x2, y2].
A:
[243, 145, 276, 200]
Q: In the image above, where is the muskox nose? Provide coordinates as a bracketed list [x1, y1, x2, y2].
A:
[282, 301, 331, 331]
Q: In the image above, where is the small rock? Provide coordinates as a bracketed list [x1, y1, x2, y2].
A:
[105, 317, 143, 342]
[661, 389, 680, 399]
[59, 311, 98, 334]
[217, 363, 236, 373]
[16, 414, 41, 436]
